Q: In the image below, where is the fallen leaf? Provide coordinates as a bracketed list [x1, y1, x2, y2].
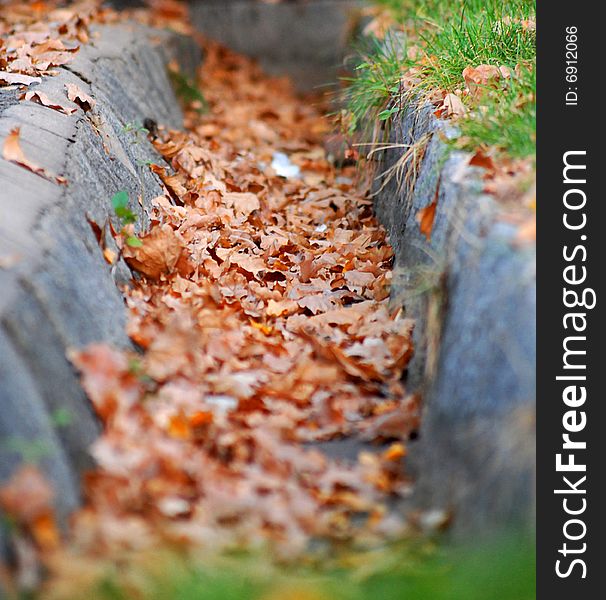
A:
[416, 180, 440, 241]
[362, 395, 421, 441]
[440, 93, 466, 118]
[462, 64, 505, 97]
[167, 413, 191, 440]
[223, 192, 260, 218]
[469, 148, 496, 171]
[103, 247, 117, 265]
[382, 442, 407, 461]
[65, 82, 95, 111]
[23, 90, 77, 115]
[123, 223, 183, 280]
[2, 127, 67, 184]
[0, 71, 41, 86]
[0, 465, 55, 525]
[266, 299, 299, 317]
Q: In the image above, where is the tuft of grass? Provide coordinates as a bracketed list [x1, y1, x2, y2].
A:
[410, 0, 535, 92]
[343, 0, 536, 159]
[458, 66, 536, 159]
[341, 35, 405, 139]
[168, 69, 208, 113]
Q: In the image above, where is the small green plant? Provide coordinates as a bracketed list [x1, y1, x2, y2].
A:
[2, 437, 50, 464]
[169, 69, 208, 113]
[112, 190, 137, 224]
[121, 121, 149, 136]
[51, 407, 73, 428]
[111, 190, 143, 247]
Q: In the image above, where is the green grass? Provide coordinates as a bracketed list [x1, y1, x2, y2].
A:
[341, 36, 405, 140]
[53, 534, 535, 600]
[168, 69, 208, 113]
[458, 66, 536, 159]
[343, 0, 536, 159]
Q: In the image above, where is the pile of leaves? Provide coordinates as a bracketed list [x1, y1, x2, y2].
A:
[0, 0, 109, 87]
[1, 25, 419, 595]
[76, 39, 416, 555]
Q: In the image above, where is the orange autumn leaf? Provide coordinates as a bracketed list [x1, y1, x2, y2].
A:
[68, 344, 141, 422]
[31, 513, 60, 550]
[416, 178, 440, 241]
[0, 465, 55, 525]
[23, 90, 77, 115]
[249, 319, 273, 335]
[65, 82, 95, 111]
[469, 148, 496, 171]
[189, 411, 214, 427]
[168, 413, 191, 440]
[123, 223, 183, 280]
[103, 247, 117, 265]
[150, 163, 188, 198]
[2, 127, 67, 184]
[382, 442, 407, 461]
[416, 201, 436, 241]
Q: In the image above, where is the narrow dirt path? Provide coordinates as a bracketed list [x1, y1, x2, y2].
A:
[48, 43, 419, 580]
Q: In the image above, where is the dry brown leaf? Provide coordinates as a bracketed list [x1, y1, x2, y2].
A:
[0, 71, 42, 86]
[469, 148, 496, 171]
[103, 248, 117, 265]
[2, 127, 67, 184]
[440, 93, 466, 118]
[65, 82, 95, 111]
[362, 395, 421, 441]
[462, 64, 505, 97]
[266, 299, 299, 317]
[416, 181, 440, 241]
[39, 35, 419, 583]
[23, 90, 77, 115]
[223, 192, 260, 217]
[0, 465, 55, 525]
[124, 224, 183, 280]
